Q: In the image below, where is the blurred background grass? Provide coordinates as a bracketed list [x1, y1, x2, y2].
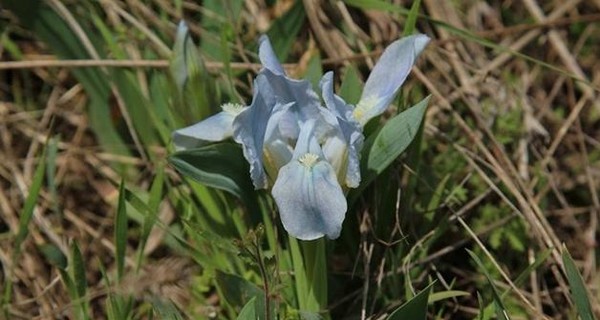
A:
[0, 0, 599, 319]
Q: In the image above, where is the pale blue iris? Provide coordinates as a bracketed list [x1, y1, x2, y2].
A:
[173, 34, 429, 240]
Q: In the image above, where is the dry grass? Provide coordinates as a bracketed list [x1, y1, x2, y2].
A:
[1, 0, 600, 318]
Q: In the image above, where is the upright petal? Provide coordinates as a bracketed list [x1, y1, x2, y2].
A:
[233, 75, 276, 189]
[320, 72, 364, 188]
[172, 103, 245, 151]
[258, 35, 285, 75]
[354, 34, 430, 126]
[272, 121, 347, 240]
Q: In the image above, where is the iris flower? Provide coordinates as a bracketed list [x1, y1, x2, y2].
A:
[173, 34, 429, 240]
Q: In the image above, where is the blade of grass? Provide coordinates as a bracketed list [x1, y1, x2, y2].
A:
[402, 0, 422, 36]
[115, 180, 128, 280]
[562, 245, 596, 320]
[71, 241, 91, 319]
[388, 282, 434, 320]
[2, 146, 47, 314]
[467, 249, 510, 320]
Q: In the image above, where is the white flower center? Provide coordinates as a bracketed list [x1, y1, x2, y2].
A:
[221, 102, 245, 115]
[298, 153, 319, 168]
[353, 95, 378, 122]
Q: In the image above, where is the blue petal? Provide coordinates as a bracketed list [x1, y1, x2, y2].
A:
[258, 35, 285, 75]
[354, 34, 430, 126]
[172, 103, 245, 151]
[320, 72, 364, 188]
[272, 121, 347, 240]
[233, 74, 276, 189]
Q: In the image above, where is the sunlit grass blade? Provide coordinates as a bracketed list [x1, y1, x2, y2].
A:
[388, 282, 434, 320]
[562, 246, 596, 320]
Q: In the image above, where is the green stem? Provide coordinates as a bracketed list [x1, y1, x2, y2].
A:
[300, 238, 329, 317]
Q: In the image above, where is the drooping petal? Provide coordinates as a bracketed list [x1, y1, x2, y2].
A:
[172, 103, 246, 151]
[233, 74, 277, 189]
[320, 72, 364, 188]
[258, 35, 285, 76]
[272, 121, 347, 240]
[354, 34, 430, 126]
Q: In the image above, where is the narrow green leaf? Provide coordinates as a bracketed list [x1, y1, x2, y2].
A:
[428, 290, 470, 303]
[115, 181, 128, 280]
[216, 270, 266, 318]
[301, 239, 328, 313]
[266, 0, 306, 61]
[71, 241, 90, 319]
[339, 65, 363, 105]
[512, 248, 552, 288]
[168, 143, 258, 211]
[467, 249, 510, 320]
[15, 149, 46, 248]
[150, 297, 185, 320]
[388, 282, 434, 320]
[46, 136, 60, 214]
[236, 297, 257, 320]
[171, 21, 214, 121]
[38, 243, 67, 270]
[289, 237, 308, 310]
[71, 242, 87, 299]
[344, 0, 410, 14]
[367, 96, 430, 174]
[562, 246, 596, 320]
[403, 0, 422, 36]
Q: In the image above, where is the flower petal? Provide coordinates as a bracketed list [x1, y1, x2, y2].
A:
[320, 72, 364, 188]
[172, 103, 245, 151]
[233, 74, 277, 189]
[272, 121, 347, 240]
[258, 35, 285, 76]
[354, 34, 430, 126]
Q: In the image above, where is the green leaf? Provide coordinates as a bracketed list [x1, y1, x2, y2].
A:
[216, 270, 266, 318]
[428, 290, 470, 303]
[236, 297, 257, 320]
[388, 282, 434, 320]
[15, 148, 47, 249]
[71, 241, 90, 319]
[171, 21, 214, 121]
[168, 143, 258, 210]
[339, 65, 363, 105]
[403, 0, 422, 36]
[115, 181, 128, 280]
[367, 96, 430, 174]
[344, 0, 410, 14]
[467, 249, 510, 320]
[562, 246, 596, 320]
[38, 243, 67, 270]
[150, 297, 185, 320]
[266, 0, 306, 61]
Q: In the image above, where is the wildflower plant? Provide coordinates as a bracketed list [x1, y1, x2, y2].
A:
[171, 22, 430, 241]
